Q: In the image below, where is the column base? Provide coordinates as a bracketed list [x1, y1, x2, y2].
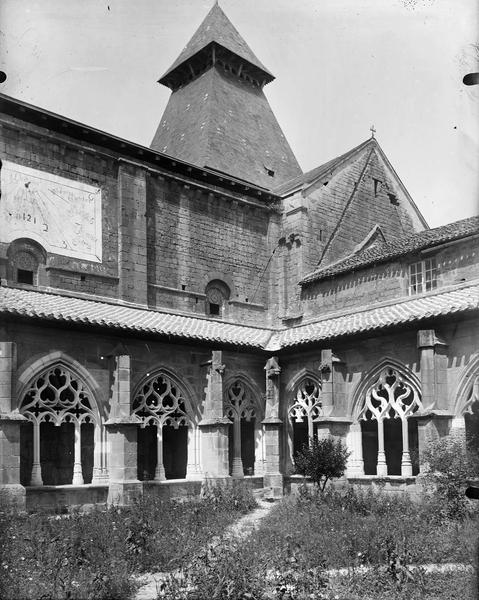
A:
[107, 480, 143, 506]
[263, 473, 283, 498]
[0, 484, 26, 510]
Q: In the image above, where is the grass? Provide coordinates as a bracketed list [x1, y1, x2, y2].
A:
[0, 480, 257, 600]
[157, 485, 479, 599]
[1, 482, 477, 599]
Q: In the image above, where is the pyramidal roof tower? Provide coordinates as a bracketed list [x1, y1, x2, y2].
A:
[150, 3, 302, 189]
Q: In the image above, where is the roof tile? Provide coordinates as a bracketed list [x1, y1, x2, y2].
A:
[301, 216, 479, 285]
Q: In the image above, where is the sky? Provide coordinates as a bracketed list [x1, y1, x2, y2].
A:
[1, 0, 478, 227]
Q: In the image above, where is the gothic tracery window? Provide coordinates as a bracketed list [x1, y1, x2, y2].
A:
[358, 367, 422, 477]
[289, 377, 322, 456]
[225, 379, 257, 476]
[20, 365, 100, 486]
[464, 374, 479, 447]
[133, 373, 190, 480]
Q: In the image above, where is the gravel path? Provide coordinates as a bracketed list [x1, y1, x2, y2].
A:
[132, 498, 275, 600]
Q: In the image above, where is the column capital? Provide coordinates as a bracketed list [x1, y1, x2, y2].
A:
[264, 356, 281, 378]
[318, 349, 344, 374]
[417, 329, 447, 349]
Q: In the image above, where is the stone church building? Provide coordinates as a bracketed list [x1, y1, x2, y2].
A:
[0, 4, 478, 510]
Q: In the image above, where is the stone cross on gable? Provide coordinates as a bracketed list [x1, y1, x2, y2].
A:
[370, 125, 376, 138]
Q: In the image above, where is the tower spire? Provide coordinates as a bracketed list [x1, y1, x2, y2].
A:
[150, 5, 302, 189]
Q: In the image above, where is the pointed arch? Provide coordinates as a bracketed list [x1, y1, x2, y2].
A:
[455, 353, 479, 417]
[16, 351, 102, 422]
[132, 368, 198, 481]
[223, 372, 264, 419]
[16, 353, 103, 487]
[351, 357, 422, 477]
[132, 367, 196, 427]
[351, 357, 421, 420]
[285, 367, 322, 394]
[223, 372, 264, 477]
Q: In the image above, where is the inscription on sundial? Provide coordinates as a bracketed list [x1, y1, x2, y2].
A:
[1, 161, 102, 262]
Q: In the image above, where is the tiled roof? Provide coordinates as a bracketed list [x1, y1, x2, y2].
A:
[274, 138, 372, 196]
[160, 4, 273, 83]
[0, 286, 271, 349]
[267, 282, 479, 350]
[1, 282, 478, 352]
[301, 216, 479, 285]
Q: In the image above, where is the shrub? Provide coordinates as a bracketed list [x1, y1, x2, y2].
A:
[294, 436, 350, 491]
[420, 435, 479, 520]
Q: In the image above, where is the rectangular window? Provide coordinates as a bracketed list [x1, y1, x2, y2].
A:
[409, 258, 437, 295]
[17, 269, 34, 285]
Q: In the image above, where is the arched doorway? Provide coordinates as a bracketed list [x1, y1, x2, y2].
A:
[19, 364, 101, 486]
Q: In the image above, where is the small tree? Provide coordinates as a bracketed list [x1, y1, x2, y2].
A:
[294, 436, 351, 491]
[421, 435, 479, 520]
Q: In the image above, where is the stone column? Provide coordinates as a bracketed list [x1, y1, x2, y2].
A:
[154, 424, 166, 481]
[30, 421, 43, 486]
[231, 416, 243, 478]
[0, 342, 27, 509]
[346, 422, 364, 477]
[198, 351, 231, 478]
[92, 424, 102, 484]
[72, 421, 84, 485]
[105, 354, 142, 505]
[262, 356, 283, 498]
[186, 424, 202, 480]
[400, 417, 413, 477]
[376, 418, 388, 476]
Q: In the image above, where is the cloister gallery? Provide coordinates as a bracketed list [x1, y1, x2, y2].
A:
[0, 4, 478, 509]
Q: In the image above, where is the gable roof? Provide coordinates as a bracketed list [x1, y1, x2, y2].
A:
[160, 4, 273, 85]
[301, 215, 479, 285]
[274, 138, 372, 196]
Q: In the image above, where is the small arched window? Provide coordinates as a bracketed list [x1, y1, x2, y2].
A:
[7, 239, 46, 286]
[205, 280, 230, 316]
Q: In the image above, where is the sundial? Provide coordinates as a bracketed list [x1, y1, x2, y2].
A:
[1, 161, 102, 262]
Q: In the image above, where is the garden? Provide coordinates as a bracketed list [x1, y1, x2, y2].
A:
[0, 436, 478, 600]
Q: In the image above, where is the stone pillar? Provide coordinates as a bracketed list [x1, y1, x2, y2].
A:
[400, 417, 413, 477]
[0, 342, 27, 509]
[346, 422, 364, 476]
[105, 354, 142, 505]
[186, 424, 202, 480]
[319, 349, 346, 415]
[72, 421, 84, 485]
[154, 424, 166, 481]
[376, 418, 388, 476]
[198, 351, 231, 478]
[231, 417, 243, 478]
[262, 356, 283, 498]
[118, 160, 148, 306]
[92, 424, 102, 484]
[418, 329, 448, 411]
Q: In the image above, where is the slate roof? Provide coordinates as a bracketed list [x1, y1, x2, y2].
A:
[151, 66, 302, 189]
[301, 216, 479, 285]
[274, 138, 372, 196]
[1, 282, 478, 351]
[268, 282, 479, 350]
[160, 3, 273, 84]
